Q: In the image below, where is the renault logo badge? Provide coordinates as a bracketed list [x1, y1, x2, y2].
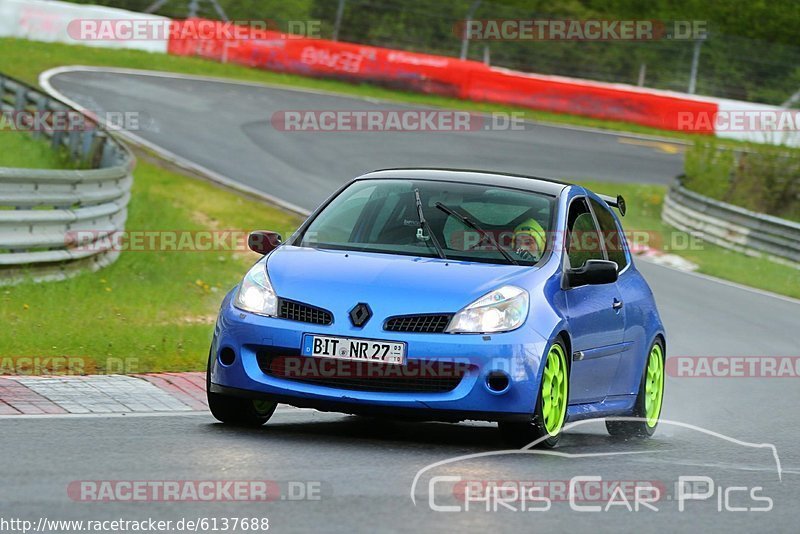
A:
[349, 303, 372, 327]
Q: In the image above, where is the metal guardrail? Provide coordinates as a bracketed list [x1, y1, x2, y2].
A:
[662, 178, 800, 265]
[0, 73, 134, 283]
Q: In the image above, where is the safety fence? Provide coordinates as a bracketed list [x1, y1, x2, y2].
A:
[662, 179, 800, 265]
[0, 73, 134, 283]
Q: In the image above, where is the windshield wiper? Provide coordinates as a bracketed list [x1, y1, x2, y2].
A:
[413, 189, 447, 260]
[434, 202, 519, 266]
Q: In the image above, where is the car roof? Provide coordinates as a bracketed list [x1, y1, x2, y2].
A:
[357, 168, 570, 197]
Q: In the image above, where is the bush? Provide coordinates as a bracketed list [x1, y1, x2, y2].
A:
[684, 140, 800, 222]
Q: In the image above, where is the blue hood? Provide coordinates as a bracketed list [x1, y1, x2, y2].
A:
[266, 246, 535, 318]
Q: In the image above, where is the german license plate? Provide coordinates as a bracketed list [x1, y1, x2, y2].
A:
[302, 335, 406, 365]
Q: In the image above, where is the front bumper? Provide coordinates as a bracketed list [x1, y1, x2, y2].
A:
[209, 292, 550, 422]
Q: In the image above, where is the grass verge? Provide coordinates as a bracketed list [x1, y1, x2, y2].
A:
[0, 129, 73, 168]
[1, 37, 703, 142]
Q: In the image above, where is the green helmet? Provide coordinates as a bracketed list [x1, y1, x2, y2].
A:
[513, 218, 546, 256]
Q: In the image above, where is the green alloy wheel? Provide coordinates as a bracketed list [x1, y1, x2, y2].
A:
[606, 339, 665, 438]
[542, 343, 569, 435]
[499, 339, 569, 448]
[644, 343, 664, 427]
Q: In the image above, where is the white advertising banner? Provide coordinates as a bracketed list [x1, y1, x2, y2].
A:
[0, 0, 170, 53]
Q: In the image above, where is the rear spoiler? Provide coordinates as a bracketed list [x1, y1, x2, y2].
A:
[598, 194, 627, 217]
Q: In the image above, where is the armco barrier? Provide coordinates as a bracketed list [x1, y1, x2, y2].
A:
[0, 74, 134, 283]
[662, 179, 800, 265]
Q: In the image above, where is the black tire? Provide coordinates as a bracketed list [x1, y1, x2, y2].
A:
[606, 338, 665, 438]
[206, 348, 277, 427]
[498, 338, 569, 449]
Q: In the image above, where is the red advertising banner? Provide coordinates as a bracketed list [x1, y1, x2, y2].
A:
[167, 18, 717, 133]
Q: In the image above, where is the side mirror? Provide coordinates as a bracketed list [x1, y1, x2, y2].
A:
[566, 259, 618, 287]
[248, 231, 282, 255]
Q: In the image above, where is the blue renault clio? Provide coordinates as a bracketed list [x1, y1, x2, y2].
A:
[207, 169, 666, 447]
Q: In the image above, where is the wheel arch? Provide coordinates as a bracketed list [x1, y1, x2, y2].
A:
[555, 330, 573, 376]
[654, 331, 666, 354]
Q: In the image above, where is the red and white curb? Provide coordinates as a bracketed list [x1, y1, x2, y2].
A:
[0, 373, 211, 416]
[631, 244, 699, 272]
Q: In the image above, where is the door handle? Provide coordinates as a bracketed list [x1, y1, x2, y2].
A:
[612, 299, 624, 310]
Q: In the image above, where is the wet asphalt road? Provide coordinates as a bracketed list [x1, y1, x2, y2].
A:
[45, 68, 684, 211]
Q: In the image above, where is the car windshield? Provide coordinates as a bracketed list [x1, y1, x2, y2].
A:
[298, 178, 555, 266]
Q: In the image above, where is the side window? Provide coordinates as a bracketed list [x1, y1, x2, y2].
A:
[589, 198, 628, 270]
[566, 198, 604, 268]
[312, 184, 377, 244]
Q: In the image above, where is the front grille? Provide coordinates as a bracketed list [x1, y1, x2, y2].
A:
[257, 352, 466, 394]
[278, 298, 333, 325]
[384, 313, 453, 333]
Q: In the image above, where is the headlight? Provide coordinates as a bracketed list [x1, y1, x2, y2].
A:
[446, 285, 528, 333]
[233, 261, 278, 316]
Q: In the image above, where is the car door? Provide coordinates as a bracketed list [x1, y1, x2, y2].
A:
[589, 198, 642, 397]
[563, 197, 626, 404]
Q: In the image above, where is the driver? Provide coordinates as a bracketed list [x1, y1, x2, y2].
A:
[513, 218, 546, 261]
